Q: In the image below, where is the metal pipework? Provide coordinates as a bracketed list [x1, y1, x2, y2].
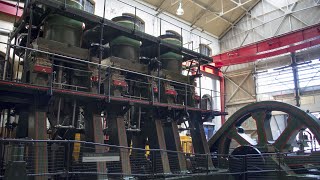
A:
[72, 100, 77, 127]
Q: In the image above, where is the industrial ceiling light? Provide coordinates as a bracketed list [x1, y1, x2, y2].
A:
[176, 0, 184, 16]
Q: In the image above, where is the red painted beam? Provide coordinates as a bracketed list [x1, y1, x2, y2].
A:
[213, 24, 320, 67]
[199, 65, 223, 77]
[0, 0, 23, 17]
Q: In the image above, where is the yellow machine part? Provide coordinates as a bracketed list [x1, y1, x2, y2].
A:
[180, 135, 193, 154]
[145, 144, 150, 157]
[129, 141, 150, 157]
[73, 133, 81, 161]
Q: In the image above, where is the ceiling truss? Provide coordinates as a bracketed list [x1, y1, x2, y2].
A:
[140, 0, 261, 38]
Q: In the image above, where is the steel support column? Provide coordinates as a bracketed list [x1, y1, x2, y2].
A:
[291, 52, 300, 107]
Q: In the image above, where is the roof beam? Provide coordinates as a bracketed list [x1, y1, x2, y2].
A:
[203, 0, 256, 27]
[230, 0, 264, 24]
[155, 0, 233, 26]
[156, 0, 180, 16]
[190, 0, 233, 27]
[219, 0, 261, 38]
[230, 0, 250, 13]
[155, 0, 166, 11]
[221, 4, 319, 42]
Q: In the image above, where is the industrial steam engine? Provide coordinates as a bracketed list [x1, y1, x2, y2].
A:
[0, 0, 320, 180]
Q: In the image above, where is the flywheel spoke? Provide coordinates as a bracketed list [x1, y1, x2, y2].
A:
[252, 110, 272, 145]
[273, 115, 302, 151]
[228, 128, 257, 146]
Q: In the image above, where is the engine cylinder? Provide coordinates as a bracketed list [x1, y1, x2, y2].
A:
[159, 30, 183, 73]
[43, 0, 84, 47]
[111, 14, 144, 62]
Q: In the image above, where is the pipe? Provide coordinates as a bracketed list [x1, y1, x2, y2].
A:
[97, 0, 107, 94]
[198, 64, 202, 109]
[5, 109, 10, 138]
[128, 108, 131, 128]
[157, 43, 161, 102]
[2, 36, 11, 80]
[72, 100, 77, 127]
[77, 108, 83, 129]
[56, 61, 63, 125]
[57, 98, 62, 125]
[220, 76, 225, 124]
[138, 106, 141, 130]
[22, 5, 33, 80]
[0, 110, 3, 137]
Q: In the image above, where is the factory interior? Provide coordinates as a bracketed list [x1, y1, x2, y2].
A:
[0, 0, 320, 179]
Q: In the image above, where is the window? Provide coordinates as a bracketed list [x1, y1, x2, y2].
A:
[256, 59, 320, 98]
[298, 60, 320, 92]
[256, 66, 294, 94]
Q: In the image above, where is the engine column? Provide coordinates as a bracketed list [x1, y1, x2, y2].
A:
[28, 105, 48, 180]
[164, 121, 187, 173]
[189, 112, 214, 170]
[107, 113, 132, 176]
[145, 119, 171, 174]
[84, 105, 107, 179]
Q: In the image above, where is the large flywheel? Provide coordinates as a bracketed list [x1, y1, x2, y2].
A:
[209, 101, 320, 154]
[209, 101, 320, 179]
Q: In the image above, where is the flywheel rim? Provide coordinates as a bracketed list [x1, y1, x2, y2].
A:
[209, 101, 320, 154]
